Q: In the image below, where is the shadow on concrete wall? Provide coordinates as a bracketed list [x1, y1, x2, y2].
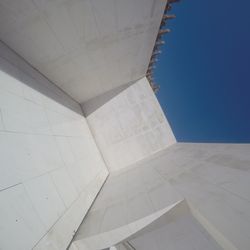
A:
[0, 40, 83, 116]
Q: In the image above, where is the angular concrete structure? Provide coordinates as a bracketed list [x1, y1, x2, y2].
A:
[0, 1, 250, 250]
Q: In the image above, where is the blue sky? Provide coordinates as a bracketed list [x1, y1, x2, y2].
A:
[155, 0, 250, 143]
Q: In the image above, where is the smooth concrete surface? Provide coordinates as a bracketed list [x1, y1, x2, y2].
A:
[87, 77, 176, 172]
[71, 201, 183, 250]
[0, 0, 166, 103]
[0, 41, 108, 250]
[71, 143, 250, 250]
[115, 201, 222, 250]
[1, 2, 250, 249]
[71, 163, 182, 249]
[81, 81, 134, 117]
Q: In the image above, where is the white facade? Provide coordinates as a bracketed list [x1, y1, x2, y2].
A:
[87, 77, 176, 172]
[0, 41, 108, 250]
[0, 0, 166, 103]
[0, 1, 250, 250]
[71, 143, 250, 250]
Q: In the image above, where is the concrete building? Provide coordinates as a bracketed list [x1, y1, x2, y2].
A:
[0, 1, 249, 250]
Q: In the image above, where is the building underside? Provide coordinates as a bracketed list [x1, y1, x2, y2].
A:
[0, 1, 250, 250]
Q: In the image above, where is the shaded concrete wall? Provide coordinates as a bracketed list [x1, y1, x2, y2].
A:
[81, 81, 134, 116]
[137, 143, 250, 250]
[164, 143, 250, 250]
[0, 41, 108, 250]
[0, 0, 166, 103]
[70, 143, 250, 250]
[116, 201, 222, 250]
[86, 77, 176, 172]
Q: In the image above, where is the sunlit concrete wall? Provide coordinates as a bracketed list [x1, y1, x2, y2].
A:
[0, 0, 166, 103]
[116, 201, 222, 250]
[124, 143, 250, 250]
[86, 77, 176, 172]
[0, 41, 108, 250]
[165, 143, 250, 250]
[71, 143, 250, 250]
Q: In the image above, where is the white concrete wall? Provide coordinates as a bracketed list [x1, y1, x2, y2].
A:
[126, 142, 250, 250]
[87, 77, 176, 172]
[0, 42, 108, 250]
[117, 201, 222, 250]
[164, 143, 250, 250]
[71, 143, 250, 250]
[0, 0, 166, 103]
[81, 81, 134, 116]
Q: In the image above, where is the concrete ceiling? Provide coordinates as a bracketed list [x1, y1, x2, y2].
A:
[0, 0, 166, 104]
